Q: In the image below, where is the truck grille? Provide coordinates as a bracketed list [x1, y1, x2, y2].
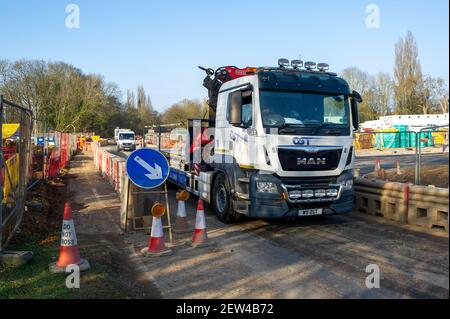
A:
[278, 147, 342, 171]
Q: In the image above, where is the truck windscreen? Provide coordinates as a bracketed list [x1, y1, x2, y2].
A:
[259, 90, 350, 136]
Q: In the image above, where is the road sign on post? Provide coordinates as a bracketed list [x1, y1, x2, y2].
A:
[124, 148, 173, 245]
[126, 148, 170, 189]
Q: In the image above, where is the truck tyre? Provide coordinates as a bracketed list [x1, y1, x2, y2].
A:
[212, 173, 242, 223]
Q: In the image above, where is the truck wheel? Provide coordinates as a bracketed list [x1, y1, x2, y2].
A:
[212, 173, 242, 223]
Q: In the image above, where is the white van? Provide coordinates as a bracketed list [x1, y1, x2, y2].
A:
[117, 131, 136, 152]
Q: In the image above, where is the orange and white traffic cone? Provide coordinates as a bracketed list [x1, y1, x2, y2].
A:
[49, 203, 90, 273]
[174, 190, 191, 234]
[375, 158, 381, 177]
[186, 198, 212, 248]
[141, 202, 172, 257]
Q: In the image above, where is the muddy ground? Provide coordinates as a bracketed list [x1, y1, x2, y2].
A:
[365, 165, 449, 188]
[5, 155, 161, 299]
[66, 154, 161, 298]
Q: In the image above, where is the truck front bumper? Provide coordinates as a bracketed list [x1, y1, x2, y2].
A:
[248, 172, 354, 218]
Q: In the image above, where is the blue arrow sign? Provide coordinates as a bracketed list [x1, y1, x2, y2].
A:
[126, 148, 170, 189]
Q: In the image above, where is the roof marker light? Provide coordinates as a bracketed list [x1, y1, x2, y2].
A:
[304, 61, 317, 70]
[291, 60, 303, 69]
[317, 63, 330, 72]
[278, 58, 290, 68]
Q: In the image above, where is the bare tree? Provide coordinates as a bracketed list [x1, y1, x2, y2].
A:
[423, 76, 449, 114]
[393, 31, 424, 114]
[161, 99, 208, 124]
[373, 72, 394, 116]
[341, 67, 370, 95]
[341, 67, 378, 122]
[126, 89, 136, 109]
[0, 58, 135, 136]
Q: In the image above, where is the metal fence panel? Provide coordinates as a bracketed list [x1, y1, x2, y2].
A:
[0, 95, 33, 252]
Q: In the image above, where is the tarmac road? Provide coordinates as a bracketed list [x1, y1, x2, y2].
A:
[99, 144, 449, 298]
[355, 153, 449, 175]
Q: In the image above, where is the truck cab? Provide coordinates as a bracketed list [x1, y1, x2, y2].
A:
[167, 59, 362, 223]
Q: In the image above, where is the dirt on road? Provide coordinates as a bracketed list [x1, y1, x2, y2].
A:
[366, 165, 449, 188]
[66, 154, 161, 299]
[65, 151, 449, 299]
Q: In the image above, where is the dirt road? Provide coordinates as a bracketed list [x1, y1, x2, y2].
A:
[67, 154, 161, 298]
[69, 152, 449, 299]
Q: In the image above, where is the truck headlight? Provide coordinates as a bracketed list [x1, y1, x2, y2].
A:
[341, 179, 353, 191]
[337, 171, 354, 191]
[337, 178, 353, 191]
[256, 182, 278, 193]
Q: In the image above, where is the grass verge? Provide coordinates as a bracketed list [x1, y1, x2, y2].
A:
[0, 234, 142, 299]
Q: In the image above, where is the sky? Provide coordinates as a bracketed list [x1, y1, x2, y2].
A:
[0, 0, 448, 112]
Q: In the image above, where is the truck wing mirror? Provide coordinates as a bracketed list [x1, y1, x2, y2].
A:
[351, 98, 359, 131]
[228, 91, 242, 126]
[351, 90, 363, 103]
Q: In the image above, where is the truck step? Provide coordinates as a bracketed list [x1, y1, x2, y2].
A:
[234, 192, 249, 201]
[235, 208, 249, 215]
[238, 177, 250, 184]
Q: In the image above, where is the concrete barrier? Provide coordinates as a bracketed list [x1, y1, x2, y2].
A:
[355, 177, 449, 231]
[408, 185, 449, 231]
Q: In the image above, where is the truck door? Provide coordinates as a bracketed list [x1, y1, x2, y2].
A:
[228, 89, 253, 166]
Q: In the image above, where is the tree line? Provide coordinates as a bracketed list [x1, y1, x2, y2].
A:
[0, 60, 206, 136]
[1, 31, 448, 135]
[341, 31, 449, 123]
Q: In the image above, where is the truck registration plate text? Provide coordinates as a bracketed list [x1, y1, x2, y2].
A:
[298, 208, 323, 216]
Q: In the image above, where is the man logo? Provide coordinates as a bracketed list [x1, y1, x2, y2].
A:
[293, 137, 307, 145]
[297, 158, 326, 165]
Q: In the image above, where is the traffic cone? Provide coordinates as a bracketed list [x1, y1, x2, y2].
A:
[174, 190, 191, 234]
[375, 158, 381, 177]
[49, 203, 90, 273]
[186, 198, 212, 248]
[141, 203, 172, 257]
[396, 160, 402, 175]
[381, 168, 386, 180]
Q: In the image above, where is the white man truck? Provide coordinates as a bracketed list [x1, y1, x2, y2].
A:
[161, 59, 362, 223]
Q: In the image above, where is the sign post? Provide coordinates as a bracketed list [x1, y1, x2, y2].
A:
[125, 148, 172, 242]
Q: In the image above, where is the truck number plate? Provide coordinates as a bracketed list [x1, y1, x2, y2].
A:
[298, 208, 323, 216]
